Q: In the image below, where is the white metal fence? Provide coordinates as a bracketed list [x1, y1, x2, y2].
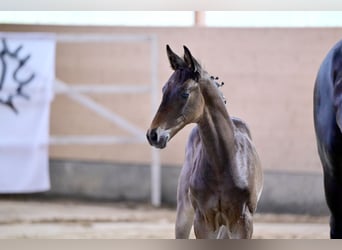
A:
[50, 33, 161, 206]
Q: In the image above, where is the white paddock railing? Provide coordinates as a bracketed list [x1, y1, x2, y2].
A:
[50, 33, 161, 207]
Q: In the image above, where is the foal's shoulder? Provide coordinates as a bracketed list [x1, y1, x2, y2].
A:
[231, 117, 252, 139]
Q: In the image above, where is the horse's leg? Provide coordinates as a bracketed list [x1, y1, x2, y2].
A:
[175, 195, 194, 239]
[229, 209, 253, 239]
[193, 212, 218, 239]
[216, 226, 229, 239]
[175, 161, 194, 239]
[324, 171, 342, 238]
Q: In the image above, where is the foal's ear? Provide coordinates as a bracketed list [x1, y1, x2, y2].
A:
[183, 45, 200, 73]
[166, 44, 186, 70]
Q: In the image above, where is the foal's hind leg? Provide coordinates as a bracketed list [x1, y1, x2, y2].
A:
[216, 226, 229, 239]
[193, 212, 217, 239]
[229, 209, 253, 239]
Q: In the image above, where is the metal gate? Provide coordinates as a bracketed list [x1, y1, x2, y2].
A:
[50, 33, 161, 206]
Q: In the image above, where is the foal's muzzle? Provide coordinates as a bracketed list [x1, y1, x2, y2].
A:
[146, 128, 169, 149]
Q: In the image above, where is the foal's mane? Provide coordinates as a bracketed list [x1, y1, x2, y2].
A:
[210, 75, 227, 105]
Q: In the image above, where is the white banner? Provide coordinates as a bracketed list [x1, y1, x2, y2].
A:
[0, 32, 55, 192]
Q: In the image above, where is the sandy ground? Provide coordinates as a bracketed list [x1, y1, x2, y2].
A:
[0, 199, 330, 239]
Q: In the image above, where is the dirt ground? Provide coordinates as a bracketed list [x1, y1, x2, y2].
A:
[0, 198, 330, 239]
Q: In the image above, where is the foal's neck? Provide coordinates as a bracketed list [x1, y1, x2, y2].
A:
[197, 81, 236, 169]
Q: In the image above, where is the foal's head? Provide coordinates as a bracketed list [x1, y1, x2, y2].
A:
[146, 45, 225, 149]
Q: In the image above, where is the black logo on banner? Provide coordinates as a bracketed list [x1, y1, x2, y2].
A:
[0, 38, 35, 114]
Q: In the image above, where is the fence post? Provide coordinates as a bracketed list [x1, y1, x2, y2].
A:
[150, 35, 161, 207]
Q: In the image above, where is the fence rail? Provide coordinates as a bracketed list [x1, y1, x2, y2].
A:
[50, 33, 161, 206]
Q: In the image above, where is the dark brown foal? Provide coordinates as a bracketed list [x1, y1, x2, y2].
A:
[147, 45, 263, 239]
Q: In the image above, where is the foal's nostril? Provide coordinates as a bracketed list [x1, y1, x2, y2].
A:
[150, 128, 158, 143]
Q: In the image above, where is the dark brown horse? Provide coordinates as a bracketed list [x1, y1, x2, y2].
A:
[314, 40, 342, 239]
[146, 45, 263, 239]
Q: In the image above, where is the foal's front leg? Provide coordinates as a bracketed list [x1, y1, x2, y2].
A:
[175, 162, 194, 239]
[175, 197, 194, 238]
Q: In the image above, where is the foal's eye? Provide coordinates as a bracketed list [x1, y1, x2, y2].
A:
[181, 92, 190, 99]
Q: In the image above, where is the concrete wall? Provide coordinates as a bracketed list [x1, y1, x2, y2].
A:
[48, 159, 328, 215]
